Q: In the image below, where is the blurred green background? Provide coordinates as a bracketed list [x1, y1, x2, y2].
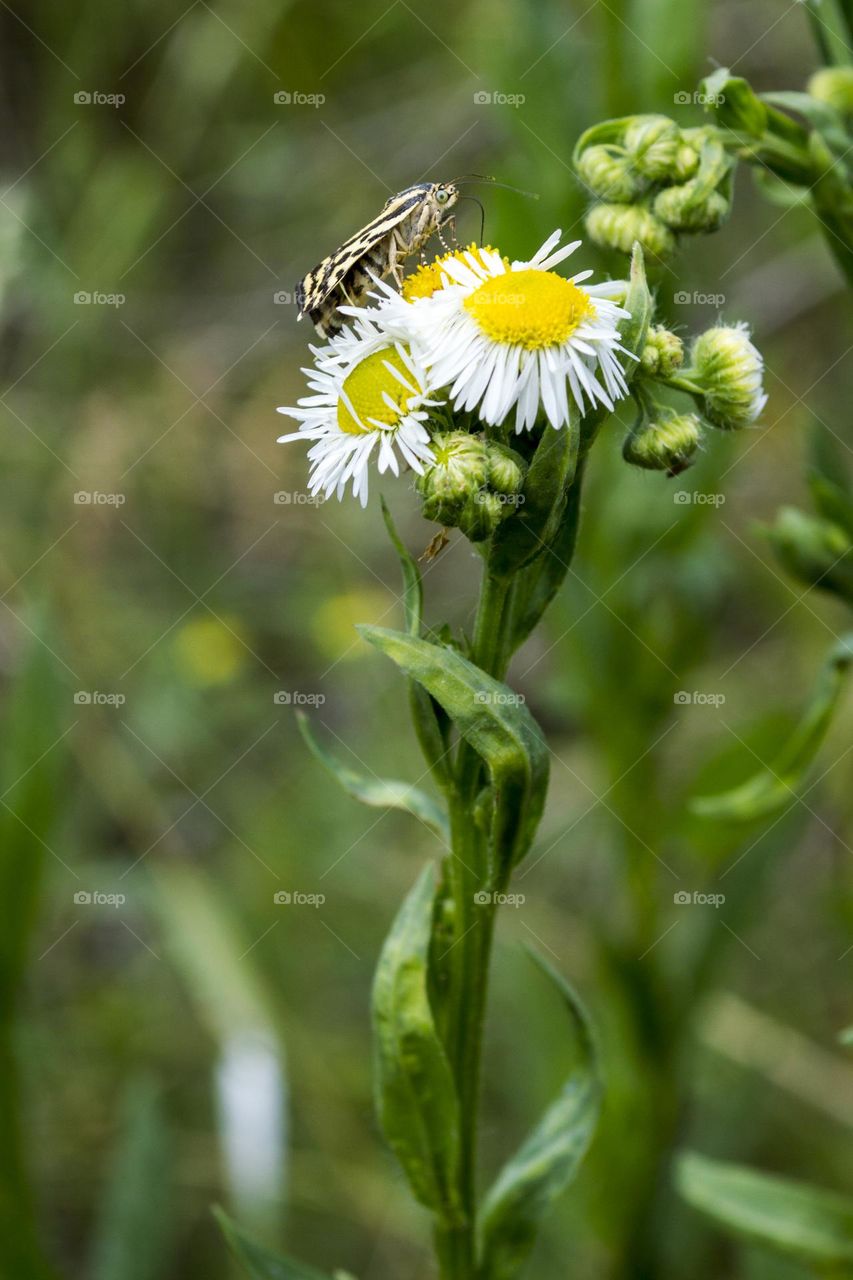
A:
[1, 1, 851, 1277]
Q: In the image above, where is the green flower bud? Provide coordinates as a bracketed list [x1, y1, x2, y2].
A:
[576, 144, 643, 201]
[640, 326, 684, 377]
[653, 183, 729, 231]
[624, 115, 681, 181]
[486, 441, 526, 495]
[765, 507, 853, 602]
[688, 323, 767, 430]
[623, 408, 703, 476]
[585, 202, 676, 259]
[416, 431, 487, 524]
[807, 67, 853, 117]
[460, 490, 506, 542]
[673, 143, 701, 182]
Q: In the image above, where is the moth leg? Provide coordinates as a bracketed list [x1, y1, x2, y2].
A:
[389, 228, 407, 287]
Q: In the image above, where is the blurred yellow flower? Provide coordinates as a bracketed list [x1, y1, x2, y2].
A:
[174, 615, 246, 685]
[312, 589, 395, 660]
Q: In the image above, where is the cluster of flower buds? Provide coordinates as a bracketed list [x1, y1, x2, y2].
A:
[574, 114, 734, 260]
[415, 432, 527, 541]
[622, 320, 767, 476]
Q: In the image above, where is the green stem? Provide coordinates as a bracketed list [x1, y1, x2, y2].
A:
[438, 566, 513, 1278]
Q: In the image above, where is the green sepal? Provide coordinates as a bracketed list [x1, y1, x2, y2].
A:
[691, 634, 853, 821]
[371, 864, 463, 1224]
[297, 712, 448, 841]
[478, 950, 602, 1280]
[676, 1152, 853, 1268]
[357, 627, 549, 870]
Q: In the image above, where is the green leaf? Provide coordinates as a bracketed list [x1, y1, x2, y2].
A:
[490, 415, 580, 577]
[676, 1151, 853, 1267]
[371, 864, 462, 1223]
[215, 1208, 333, 1280]
[90, 1078, 175, 1280]
[297, 712, 448, 841]
[478, 950, 602, 1280]
[692, 633, 853, 822]
[381, 497, 452, 788]
[700, 69, 768, 136]
[358, 627, 549, 869]
[380, 497, 422, 637]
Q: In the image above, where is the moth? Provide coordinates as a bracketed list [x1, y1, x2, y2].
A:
[296, 181, 460, 338]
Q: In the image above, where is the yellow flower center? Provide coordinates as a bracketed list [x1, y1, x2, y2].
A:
[463, 269, 594, 350]
[402, 244, 509, 301]
[337, 347, 413, 435]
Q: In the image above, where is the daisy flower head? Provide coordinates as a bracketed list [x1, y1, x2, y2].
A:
[377, 232, 632, 434]
[277, 315, 441, 508]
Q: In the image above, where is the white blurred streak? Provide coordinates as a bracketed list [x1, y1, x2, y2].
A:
[215, 1031, 288, 1229]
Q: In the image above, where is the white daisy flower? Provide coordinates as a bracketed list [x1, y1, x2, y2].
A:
[368, 232, 632, 433]
[277, 317, 440, 507]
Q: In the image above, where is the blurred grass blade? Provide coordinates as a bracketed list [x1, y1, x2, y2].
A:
[90, 1077, 175, 1280]
[214, 1208, 333, 1279]
[478, 949, 602, 1280]
[0, 622, 67, 1280]
[676, 1151, 853, 1266]
[691, 633, 853, 822]
[358, 627, 548, 869]
[297, 712, 448, 841]
[151, 866, 286, 1238]
[371, 864, 462, 1224]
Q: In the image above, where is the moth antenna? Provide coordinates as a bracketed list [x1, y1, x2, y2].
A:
[453, 175, 540, 201]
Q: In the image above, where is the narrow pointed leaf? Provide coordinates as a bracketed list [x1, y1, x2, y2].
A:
[372, 864, 462, 1223]
[490, 416, 580, 577]
[358, 627, 549, 868]
[297, 712, 448, 840]
[380, 497, 422, 636]
[676, 1152, 853, 1266]
[692, 634, 853, 821]
[215, 1209, 332, 1280]
[478, 950, 602, 1280]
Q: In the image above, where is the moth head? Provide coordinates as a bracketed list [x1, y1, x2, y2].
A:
[434, 182, 459, 212]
